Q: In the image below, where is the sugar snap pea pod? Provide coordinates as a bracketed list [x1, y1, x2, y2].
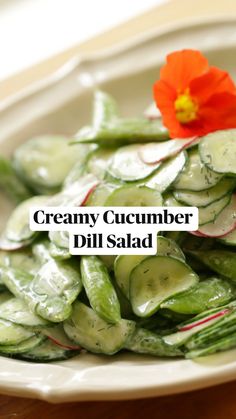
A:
[0, 259, 82, 322]
[0, 335, 45, 356]
[0, 156, 31, 203]
[63, 301, 135, 355]
[13, 135, 92, 192]
[99, 255, 116, 271]
[189, 250, 236, 282]
[3, 195, 49, 243]
[130, 255, 199, 317]
[0, 297, 50, 328]
[80, 256, 121, 323]
[161, 278, 235, 314]
[32, 239, 52, 264]
[16, 339, 79, 362]
[49, 242, 71, 260]
[186, 332, 236, 359]
[124, 327, 182, 357]
[74, 118, 169, 147]
[114, 236, 185, 298]
[92, 90, 118, 129]
[49, 231, 69, 250]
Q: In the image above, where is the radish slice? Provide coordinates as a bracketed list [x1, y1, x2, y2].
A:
[139, 137, 196, 164]
[144, 102, 161, 120]
[49, 174, 99, 206]
[0, 235, 31, 251]
[198, 194, 236, 237]
[189, 231, 205, 237]
[43, 326, 81, 351]
[179, 308, 230, 331]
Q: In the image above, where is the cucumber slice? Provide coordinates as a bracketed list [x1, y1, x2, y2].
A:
[108, 144, 161, 182]
[161, 278, 235, 314]
[199, 129, 236, 176]
[87, 149, 114, 179]
[139, 137, 195, 164]
[15, 338, 77, 361]
[174, 178, 236, 207]
[81, 256, 121, 323]
[42, 324, 81, 350]
[197, 194, 236, 237]
[86, 182, 118, 206]
[4, 195, 48, 243]
[198, 195, 231, 226]
[0, 318, 35, 345]
[13, 136, 90, 191]
[114, 236, 185, 298]
[130, 255, 198, 317]
[164, 194, 183, 207]
[63, 301, 135, 355]
[0, 297, 50, 328]
[0, 335, 45, 355]
[105, 185, 163, 206]
[49, 231, 69, 249]
[125, 327, 182, 357]
[173, 148, 222, 191]
[145, 151, 187, 193]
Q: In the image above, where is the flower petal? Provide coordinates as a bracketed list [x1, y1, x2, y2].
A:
[160, 50, 209, 91]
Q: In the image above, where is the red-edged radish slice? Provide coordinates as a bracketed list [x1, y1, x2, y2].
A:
[43, 326, 81, 351]
[179, 308, 230, 331]
[0, 235, 31, 251]
[144, 102, 161, 120]
[139, 137, 196, 164]
[198, 194, 236, 237]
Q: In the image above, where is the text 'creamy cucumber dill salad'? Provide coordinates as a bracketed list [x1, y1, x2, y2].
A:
[1, 90, 236, 362]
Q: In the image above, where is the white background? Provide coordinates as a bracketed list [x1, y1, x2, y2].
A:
[0, 0, 166, 81]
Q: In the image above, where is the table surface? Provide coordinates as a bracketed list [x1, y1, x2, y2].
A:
[1, 0, 236, 417]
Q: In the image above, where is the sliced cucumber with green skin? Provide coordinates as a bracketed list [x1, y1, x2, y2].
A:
[42, 324, 81, 350]
[0, 318, 35, 345]
[0, 297, 50, 328]
[63, 301, 135, 355]
[86, 148, 115, 179]
[173, 148, 222, 191]
[139, 137, 195, 164]
[3, 195, 48, 243]
[15, 338, 78, 362]
[198, 195, 231, 226]
[80, 256, 121, 324]
[105, 185, 163, 206]
[0, 335, 45, 355]
[145, 151, 187, 193]
[174, 178, 236, 207]
[164, 193, 183, 207]
[13, 136, 91, 191]
[86, 182, 119, 206]
[189, 250, 236, 282]
[114, 236, 185, 298]
[108, 144, 161, 182]
[124, 327, 182, 357]
[130, 255, 199, 317]
[199, 129, 236, 176]
[197, 194, 236, 237]
[161, 278, 235, 314]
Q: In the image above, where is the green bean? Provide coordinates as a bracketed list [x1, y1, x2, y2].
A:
[0, 156, 31, 203]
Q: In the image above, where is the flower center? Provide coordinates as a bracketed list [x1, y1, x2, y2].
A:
[174, 89, 198, 124]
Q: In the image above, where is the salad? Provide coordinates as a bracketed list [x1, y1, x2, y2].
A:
[0, 50, 236, 363]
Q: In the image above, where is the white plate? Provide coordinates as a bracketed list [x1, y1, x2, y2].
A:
[1, 16, 236, 403]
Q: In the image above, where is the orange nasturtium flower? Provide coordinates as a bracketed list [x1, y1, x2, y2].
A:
[153, 49, 236, 138]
